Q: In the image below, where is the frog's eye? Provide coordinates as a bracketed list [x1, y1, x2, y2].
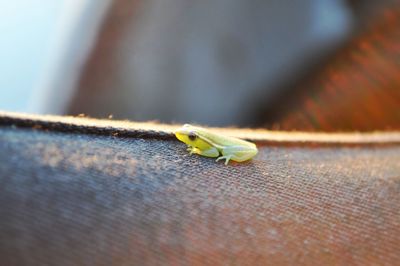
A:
[188, 132, 197, 141]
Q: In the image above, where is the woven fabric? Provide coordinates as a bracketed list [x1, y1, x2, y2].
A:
[0, 119, 399, 265]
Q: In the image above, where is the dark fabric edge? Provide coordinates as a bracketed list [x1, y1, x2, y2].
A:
[0, 115, 175, 141]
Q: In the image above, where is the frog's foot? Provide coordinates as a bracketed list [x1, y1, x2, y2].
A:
[216, 155, 232, 165]
[187, 146, 198, 155]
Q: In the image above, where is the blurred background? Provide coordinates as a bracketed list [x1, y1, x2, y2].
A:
[0, 0, 399, 130]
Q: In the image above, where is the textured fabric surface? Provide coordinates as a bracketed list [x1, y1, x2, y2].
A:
[0, 123, 399, 265]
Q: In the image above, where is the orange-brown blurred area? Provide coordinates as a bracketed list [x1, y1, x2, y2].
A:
[269, 3, 400, 131]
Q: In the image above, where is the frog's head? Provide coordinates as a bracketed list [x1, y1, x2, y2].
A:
[175, 124, 213, 150]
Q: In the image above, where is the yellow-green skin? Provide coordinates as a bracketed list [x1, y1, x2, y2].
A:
[175, 124, 258, 165]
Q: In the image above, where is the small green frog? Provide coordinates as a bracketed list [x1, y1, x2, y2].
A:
[175, 124, 258, 165]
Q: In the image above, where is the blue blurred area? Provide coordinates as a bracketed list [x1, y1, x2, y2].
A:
[0, 1, 63, 111]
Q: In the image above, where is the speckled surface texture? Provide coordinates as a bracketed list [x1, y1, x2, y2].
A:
[0, 124, 399, 266]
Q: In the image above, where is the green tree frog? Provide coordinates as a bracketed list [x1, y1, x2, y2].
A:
[175, 124, 258, 165]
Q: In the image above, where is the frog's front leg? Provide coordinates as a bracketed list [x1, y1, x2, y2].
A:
[216, 145, 258, 165]
[187, 146, 219, 158]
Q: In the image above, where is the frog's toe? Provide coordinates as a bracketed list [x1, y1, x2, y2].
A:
[216, 155, 232, 165]
[187, 146, 199, 155]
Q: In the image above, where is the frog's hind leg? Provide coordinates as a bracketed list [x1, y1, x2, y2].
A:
[216, 155, 233, 165]
[217, 145, 258, 165]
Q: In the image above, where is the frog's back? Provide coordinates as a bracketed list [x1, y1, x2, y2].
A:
[194, 126, 255, 148]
